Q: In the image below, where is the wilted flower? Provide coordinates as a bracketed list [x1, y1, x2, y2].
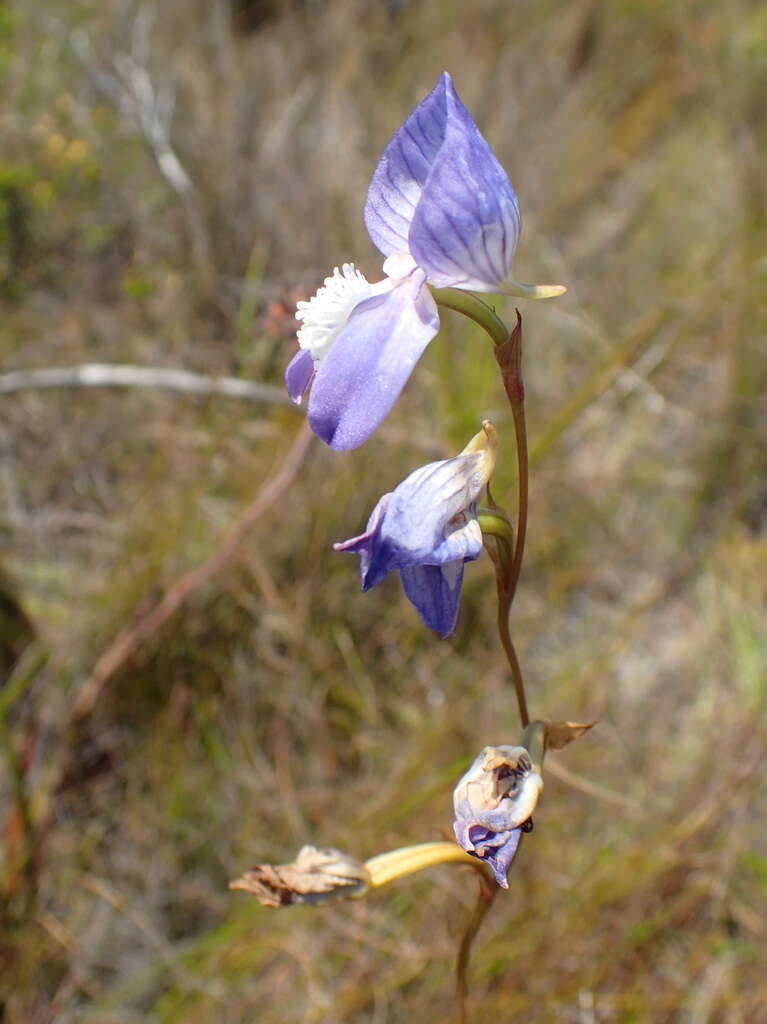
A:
[229, 845, 370, 907]
[285, 71, 564, 451]
[333, 421, 497, 637]
[453, 744, 543, 887]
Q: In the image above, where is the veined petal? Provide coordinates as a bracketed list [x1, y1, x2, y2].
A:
[482, 828, 522, 889]
[334, 422, 495, 590]
[431, 511, 483, 564]
[364, 77, 451, 259]
[308, 270, 439, 451]
[408, 76, 520, 291]
[332, 494, 392, 585]
[399, 560, 465, 638]
[333, 469, 482, 594]
[375, 457, 484, 563]
[453, 821, 522, 888]
[357, 455, 486, 587]
[334, 423, 497, 636]
[284, 348, 315, 405]
[364, 72, 520, 292]
[367, 421, 495, 572]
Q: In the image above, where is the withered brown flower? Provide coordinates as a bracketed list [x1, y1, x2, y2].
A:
[229, 845, 370, 908]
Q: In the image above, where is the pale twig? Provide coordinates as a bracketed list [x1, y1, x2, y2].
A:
[495, 592, 530, 728]
[544, 757, 639, 813]
[69, 21, 212, 280]
[70, 421, 314, 720]
[0, 364, 291, 405]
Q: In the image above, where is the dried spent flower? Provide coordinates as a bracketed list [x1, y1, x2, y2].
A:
[229, 845, 370, 907]
[453, 745, 543, 887]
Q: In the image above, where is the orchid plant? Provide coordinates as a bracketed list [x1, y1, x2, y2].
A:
[234, 72, 592, 1016]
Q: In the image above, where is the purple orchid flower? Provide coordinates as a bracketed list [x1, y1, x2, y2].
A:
[286, 72, 564, 451]
[453, 744, 542, 888]
[333, 422, 497, 638]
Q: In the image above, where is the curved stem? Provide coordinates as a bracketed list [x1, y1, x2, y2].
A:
[497, 590, 530, 728]
[491, 313, 531, 727]
[433, 288, 509, 346]
[437, 298, 532, 729]
[455, 868, 497, 1023]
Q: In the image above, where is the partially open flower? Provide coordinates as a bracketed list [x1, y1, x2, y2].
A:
[229, 845, 370, 907]
[453, 745, 543, 888]
[334, 421, 497, 637]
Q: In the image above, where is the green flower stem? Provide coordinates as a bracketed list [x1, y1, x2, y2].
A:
[477, 509, 514, 566]
[364, 841, 475, 888]
[522, 720, 546, 773]
[432, 288, 509, 346]
[478, 509, 529, 725]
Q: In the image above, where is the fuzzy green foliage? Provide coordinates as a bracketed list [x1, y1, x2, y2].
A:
[1, 0, 767, 1020]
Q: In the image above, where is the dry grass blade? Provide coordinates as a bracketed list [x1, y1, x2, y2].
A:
[71, 421, 314, 721]
[0, 364, 292, 404]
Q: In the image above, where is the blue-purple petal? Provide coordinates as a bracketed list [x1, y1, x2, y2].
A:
[399, 560, 464, 638]
[364, 72, 520, 291]
[373, 457, 483, 561]
[336, 456, 484, 591]
[453, 820, 522, 889]
[430, 511, 482, 564]
[364, 77, 449, 258]
[332, 494, 392, 585]
[284, 348, 315, 404]
[307, 271, 438, 451]
[484, 828, 522, 889]
[408, 78, 520, 291]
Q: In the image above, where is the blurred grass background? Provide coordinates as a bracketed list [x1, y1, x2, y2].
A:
[1, 0, 766, 1020]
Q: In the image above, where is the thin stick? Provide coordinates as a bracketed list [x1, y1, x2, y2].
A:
[0, 364, 290, 405]
[455, 869, 497, 1024]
